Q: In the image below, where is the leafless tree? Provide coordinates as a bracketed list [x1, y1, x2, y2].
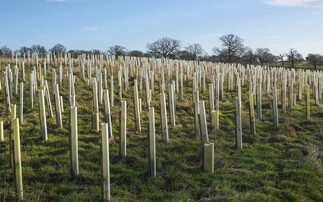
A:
[128, 50, 144, 57]
[107, 45, 126, 58]
[147, 37, 181, 58]
[178, 50, 194, 60]
[185, 43, 204, 60]
[31, 44, 47, 58]
[91, 49, 101, 55]
[50, 43, 66, 55]
[0, 45, 12, 57]
[307, 53, 323, 70]
[295, 53, 304, 62]
[213, 34, 245, 63]
[255, 48, 275, 66]
[241, 47, 256, 65]
[16, 46, 31, 57]
[279, 54, 285, 66]
[287, 48, 299, 68]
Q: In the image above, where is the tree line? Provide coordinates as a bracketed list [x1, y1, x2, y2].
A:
[1, 34, 323, 69]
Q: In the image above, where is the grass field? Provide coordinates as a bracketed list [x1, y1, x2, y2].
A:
[0, 61, 323, 201]
[267, 60, 322, 71]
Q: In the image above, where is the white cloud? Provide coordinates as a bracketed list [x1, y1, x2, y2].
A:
[264, 0, 323, 7]
[83, 26, 98, 32]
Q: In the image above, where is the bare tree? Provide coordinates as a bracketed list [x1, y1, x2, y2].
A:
[279, 54, 285, 66]
[255, 48, 275, 66]
[128, 50, 144, 57]
[91, 49, 101, 55]
[178, 50, 192, 60]
[15, 46, 31, 57]
[68, 50, 79, 58]
[307, 53, 323, 70]
[31, 45, 47, 58]
[0, 46, 12, 57]
[287, 48, 299, 68]
[212, 47, 227, 62]
[50, 43, 66, 55]
[147, 37, 181, 58]
[241, 47, 256, 64]
[107, 45, 126, 58]
[185, 43, 204, 60]
[213, 34, 245, 63]
[295, 53, 304, 62]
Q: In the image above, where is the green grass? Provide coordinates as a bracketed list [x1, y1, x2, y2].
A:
[267, 60, 322, 70]
[0, 62, 323, 201]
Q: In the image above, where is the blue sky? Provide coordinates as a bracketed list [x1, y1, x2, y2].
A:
[0, 0, 323, 56]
